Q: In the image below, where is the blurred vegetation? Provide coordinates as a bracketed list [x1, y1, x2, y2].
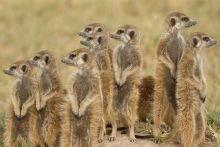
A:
[0, 0, 219, 145]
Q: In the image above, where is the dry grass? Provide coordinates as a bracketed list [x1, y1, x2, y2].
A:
[0, 0, 219, 144]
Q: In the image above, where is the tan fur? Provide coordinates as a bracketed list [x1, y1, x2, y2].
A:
[109, 25, 141, 142]
[61, 48, 100, 147]
[28, 50, 63, 146]
[153, 12, 197, 137]
[164, 32, 217, 147]
[80, 32, 114, 142]
[3, 60, 43, 146]
[138, 76, 155, 122]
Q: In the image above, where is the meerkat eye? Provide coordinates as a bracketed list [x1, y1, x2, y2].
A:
[170, 18, 176, 26]
[87, 37, 93, 41]
[85, 27, 92, 32]
[21, 65, 27, 73]
[69, 54, 76, 60]
[97, 27, 103, 32]
[33, 56, 40, 61]
[117, 29, 124, 34]
[97, 37, 102, 44]
[10, 66, 16, 71]
[203, 37, 210, 42]
[44, 56, 50, 64]
[181, 17, 189, 22]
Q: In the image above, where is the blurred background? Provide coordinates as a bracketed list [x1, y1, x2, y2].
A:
[0, 0, 219, 138]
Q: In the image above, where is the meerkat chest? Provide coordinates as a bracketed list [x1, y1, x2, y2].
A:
[73, 72, 93, 104]
[167, 35, 185, 65]
[194, 54, 203, 79]
[95, 52, 109, 71]
[40, 71, 52, 94]
[15, 79, 33, 105]
[117, 45, 135, 70]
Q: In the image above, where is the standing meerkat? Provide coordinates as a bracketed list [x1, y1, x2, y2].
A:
[164, 32, 217, 147]
[80, 32, 114, 142]
[79, 23, 154, 124]
[61, 48, 100, 147]
[153, 12, 197, 137]
[109, 25, 141, 142]
[3, 60, 43, 146]
[28, 50, 63, 147]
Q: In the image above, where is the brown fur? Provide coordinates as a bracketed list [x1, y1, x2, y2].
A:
[3, 60, 43, 146]
[61, 48, 100, 147]
[109, 25, 141, 142]
[164, 32, 217, 147]
[138, 75, 155, 122]
[153, 12, 196, 137]
[80, 32, 114, 142]
[28, 51, 63, 146]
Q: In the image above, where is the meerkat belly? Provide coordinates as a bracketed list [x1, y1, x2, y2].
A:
[36, 107, 47, 135]
[167, 38, 184, 67]
[40, 72, 52, 94]
[113, 79, 132, 113]
[12, 114, 30, 139]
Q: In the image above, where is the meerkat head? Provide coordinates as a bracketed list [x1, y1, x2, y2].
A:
[3, 60, 33, 79]
[165, 12, 197, 32]
[61, 48, 95, 68]
[80, 32, 108, 51]
[78, 23, 107, 38]
[110, 25, 139, 44]
[28, 50, 56, 70]
[187, 32, 217, 50]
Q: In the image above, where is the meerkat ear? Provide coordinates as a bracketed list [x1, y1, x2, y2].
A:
[170, 17, 176, 26]
[192, 37, 199, 47]
[21, 64, 27, 73]
[129, 30, 135, 39]
[97, 36, 102, 44]
[44, 56, 50, 64]
[82, 54, 88, 62]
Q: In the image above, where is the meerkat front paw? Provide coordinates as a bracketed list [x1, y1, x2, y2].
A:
[129, 137, 136, 143]
[170, 67, 176, 79]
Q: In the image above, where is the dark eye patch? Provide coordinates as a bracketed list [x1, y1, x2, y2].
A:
[170, 18, 176, 26]
[87, 37, 93, 41]
[85, 27, 92, 32]
[117, 29, 124, 34]
[97, 27, 103, 32]
[203, 37, 210, 42]
[33, 56, 40, 61]
[181, 17, 189, 22]
[69, 54, 76, 60]
[10, 66, 16, 71]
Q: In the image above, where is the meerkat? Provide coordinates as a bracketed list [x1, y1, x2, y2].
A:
[109, 25, 141, 142]
[61, 48, 100, 147]
[3, 60, 43, 147]
[80, 32, 114, 142]
[153, 12, 197, 137]
[28, 50, 63, 147]
[138, 75, 155, 122]
[163, 32, 217, 147]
